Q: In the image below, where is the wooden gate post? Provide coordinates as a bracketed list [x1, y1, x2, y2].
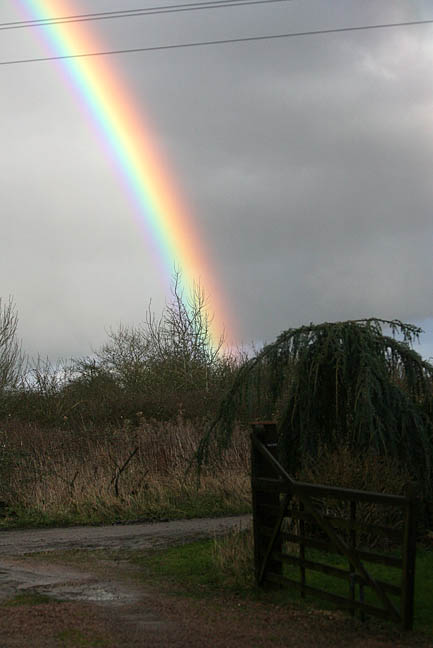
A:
[251, 422, 283, 584]
[401, 483, 417, 630]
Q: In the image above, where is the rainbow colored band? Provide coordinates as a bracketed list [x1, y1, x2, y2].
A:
[21, 0, 234, 348]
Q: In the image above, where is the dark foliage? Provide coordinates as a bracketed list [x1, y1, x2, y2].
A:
[0, 273, 239, 429]
[198, 319, 433, 500]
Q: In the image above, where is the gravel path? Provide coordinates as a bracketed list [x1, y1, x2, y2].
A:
[0, 515, 430, 647]
[0, 515, 251, 555]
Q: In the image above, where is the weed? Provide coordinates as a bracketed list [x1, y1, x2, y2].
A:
[0, 417, 250, 528]
[3, 591, 58, 606]
[132, 530, 433, 636]
[211, 523, 255, 589]
[56, 628, 110, 647]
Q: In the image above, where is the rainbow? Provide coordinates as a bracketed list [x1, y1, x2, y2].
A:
[20, 0, 235, 348]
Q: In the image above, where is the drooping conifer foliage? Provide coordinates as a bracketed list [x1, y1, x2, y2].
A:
[198, 319, 433, 499]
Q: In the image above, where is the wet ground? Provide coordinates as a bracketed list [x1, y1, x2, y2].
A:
[0, 514, 251, 556]
[0, 516, 430, 647]
[0, 557, 137, 604]
[0, 515, 252, 646]
[0, 515, 250, 605]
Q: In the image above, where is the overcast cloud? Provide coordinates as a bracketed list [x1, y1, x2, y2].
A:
[1, 0, 432, 361]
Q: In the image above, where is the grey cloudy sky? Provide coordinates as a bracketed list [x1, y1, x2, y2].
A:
[1, 0, 433, 361]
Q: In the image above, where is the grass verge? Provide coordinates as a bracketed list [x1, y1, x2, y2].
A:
[0, 418, 250, 529]
[3, 591, 58, 606]
[0, 491, 251, 530]
[55, 628, 110, 647]
[130, 527, 433, 637]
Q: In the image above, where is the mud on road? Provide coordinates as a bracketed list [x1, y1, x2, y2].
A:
[0, 515, 430, 648]
[0, 515, 251, 556]
[0, 515, 254, 647]
[0, 515, 251, 609]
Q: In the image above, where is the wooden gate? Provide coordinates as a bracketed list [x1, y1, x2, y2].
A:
[251, 422, 417, 630]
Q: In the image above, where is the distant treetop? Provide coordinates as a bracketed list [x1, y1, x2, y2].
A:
[198, 318, 433, 498]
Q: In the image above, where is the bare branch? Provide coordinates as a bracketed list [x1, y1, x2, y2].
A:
[0, 297, 26, 392]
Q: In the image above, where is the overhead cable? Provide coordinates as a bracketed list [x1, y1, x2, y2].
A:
[0, 0, 297, 31]
[1, 17, 433, 66]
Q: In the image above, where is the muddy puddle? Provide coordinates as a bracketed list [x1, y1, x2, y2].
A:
[0, 558, 137, 606]
[0, 516, 250, 610]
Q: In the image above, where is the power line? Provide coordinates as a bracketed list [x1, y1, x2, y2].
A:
[1, 17, 433, 67]
[0, 0, 296, 31]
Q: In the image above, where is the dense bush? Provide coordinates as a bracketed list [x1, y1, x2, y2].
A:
[0, 274, 240, 429]
[200, 319, 433, 513]
[0, 297, 26, 394]
[0, 417, 250, 526]
[296, 444, 416, 548]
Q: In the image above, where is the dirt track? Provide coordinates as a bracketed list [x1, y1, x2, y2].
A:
[0, 516, 431, 647]
[0, 515, 245, 608]
[0, 515, 251, 555]
[0, 515, 251, 609]
[0, 515, 256, 647]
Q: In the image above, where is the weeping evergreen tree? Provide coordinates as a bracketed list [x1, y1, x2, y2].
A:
[198, 319, 433, 501]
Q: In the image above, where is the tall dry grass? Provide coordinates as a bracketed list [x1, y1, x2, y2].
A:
[212, 523, 255, 588]
[295, 444, 416, 549]
[0, 416, 251, 526]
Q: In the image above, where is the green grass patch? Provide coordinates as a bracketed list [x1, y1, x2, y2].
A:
[3, 591, 58, 606]
[271, 545, 433, 634]
[56, 628, 110, 647]
[0, 497, 250, 530]
[132, 540, 223, 595]
[130, 533, 433, 636]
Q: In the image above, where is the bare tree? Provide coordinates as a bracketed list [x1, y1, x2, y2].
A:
[0, 297, 26, 392]
[94, 322, 152, 391]
[95, 269, 227, 395]
[145, 270, 224, 390]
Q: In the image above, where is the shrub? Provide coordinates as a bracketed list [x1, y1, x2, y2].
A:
[211, 524, 254, 588]
[200, 319, 433, 507]
[296, 444, 416, 548]
[0, 417, 250, 526]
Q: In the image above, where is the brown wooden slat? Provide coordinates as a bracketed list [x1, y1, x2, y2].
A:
[349, 499, 357, 617]
[256, 502, 282, 515]
[294, 481, 407, 506]
[251, 429, 412, 628]
[252, 476, 408, 506]
[299, 501, 306, 598]
[262, 527, 403, 568]
[258, 505, 402, 542]
[401, 484, 417, 630]
[253, 434, 384, 602]
[284, 508, 402, 541]
[251, 426, 283, 583]
[253, 477, 288, 494]
[356, 548, 403, 569]
[265, 572, 400, 622]
[280, 530, 339, 554]
[258, 492, 291, 584]
[324, 516, 402, 541]
[274, 552, 401, 596]
[256, 492, 281, 507]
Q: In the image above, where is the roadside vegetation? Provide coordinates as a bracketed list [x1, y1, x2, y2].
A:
[0, 417, 249, 528]
[0, 273, 240, 428]
[130, 527, 433, 637]
[1, 283, 433, 643]
[0, 280, 432, 534]
[200, 317, 433, 528]
[0, 274, 249, 528]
